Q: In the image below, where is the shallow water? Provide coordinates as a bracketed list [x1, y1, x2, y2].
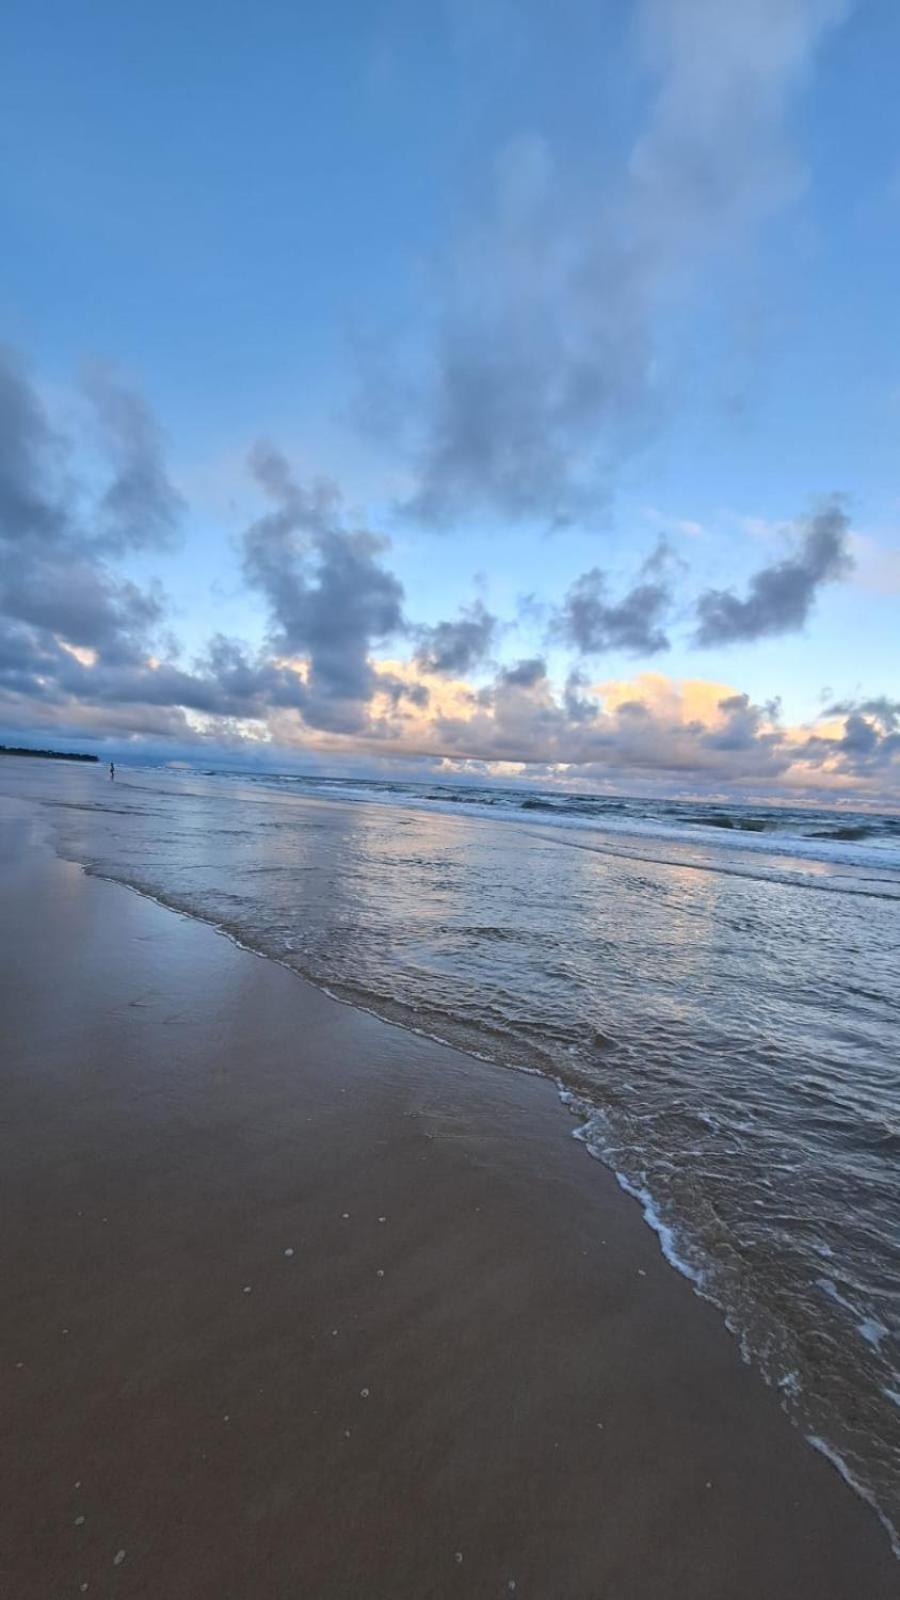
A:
[2, 756, 899, 1548]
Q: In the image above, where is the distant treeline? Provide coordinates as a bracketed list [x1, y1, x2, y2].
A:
[0, 745, 99, 764]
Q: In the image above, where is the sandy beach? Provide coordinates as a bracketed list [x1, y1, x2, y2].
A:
[1, 798, 896, 1599]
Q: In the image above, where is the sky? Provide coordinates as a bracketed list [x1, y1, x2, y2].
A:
[1, 0, 898, 804]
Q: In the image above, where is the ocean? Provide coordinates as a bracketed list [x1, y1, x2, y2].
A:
[2, 755, 899, 1548]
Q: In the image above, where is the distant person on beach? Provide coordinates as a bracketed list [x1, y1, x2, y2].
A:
[109, 761, 115, 780]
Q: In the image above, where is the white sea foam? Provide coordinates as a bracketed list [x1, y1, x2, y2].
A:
[806, 1436, 900, 1560]
[566, 1103, 707, 1290]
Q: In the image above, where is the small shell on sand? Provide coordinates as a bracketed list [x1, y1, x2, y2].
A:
[360, 1387, 370, 1398]
[454, 1551, 463, 1564]
[112, 1550, 126, 1566]
[376, 1269, 385, 1278]
[243, 1285, 252, 1294]
[378, 1216, 387, 1223]
[341, 1212, 350, 1220]
[74, 1516, 85, 1526]
[283, 1248, 294, 1257]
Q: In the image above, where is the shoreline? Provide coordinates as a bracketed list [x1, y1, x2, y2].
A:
[40, 786, 900, 1547]
[1, 799, 897, 1597]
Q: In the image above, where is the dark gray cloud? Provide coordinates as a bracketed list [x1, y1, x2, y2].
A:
[0, 364, 409, 747]
[414, 599, 496, 675]
[556, 568, 657, 654]
[400, 241, 651, 528]
[83, 366, 184, 552]
[694, 503, 852, 646]
[0, 350, 273, 747]
[798, 696, 900, 777]
[374, 135, 653, 529]
[0, 349, 175, 673]
[498, 656, 546, 688]
[824, 696, 900, 733]
[562, 669, 599, 724]
[0, 347, 63, 540]
[242, 445, 406, 733]
[2, 557, 165, 664]
[799, 717, 900, 778]
[555, 544, 673, 656]
[703, 692, 783, 753]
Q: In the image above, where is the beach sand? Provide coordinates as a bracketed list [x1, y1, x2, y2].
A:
[1, 800, 896, 1599]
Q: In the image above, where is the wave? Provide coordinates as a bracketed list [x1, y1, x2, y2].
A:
[182, 768, 900, 895]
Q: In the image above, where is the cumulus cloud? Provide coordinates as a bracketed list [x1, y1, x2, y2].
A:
[241, 445, 406, 733]
[363, 0, 850, 528]
[803, 696, 900, 776]
[423, 667, 898, 800]
[429, 670, 790, 781]
[498, 656, 547, 688]
[0, 350, 296, 742]
[824, 695, 900, 732]
[413, 599, 496, 675]
[694, 501, 852, 645]
[554, 541, 674, 656]
[1, 347, 892, 804]
[0, 348, 175, 680]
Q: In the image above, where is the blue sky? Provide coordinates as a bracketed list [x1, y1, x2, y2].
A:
[1, 0, 898, 801]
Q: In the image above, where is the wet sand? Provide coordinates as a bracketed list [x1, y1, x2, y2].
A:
[1, 802, 896, 1599]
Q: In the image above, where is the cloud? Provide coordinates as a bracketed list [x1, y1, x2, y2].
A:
[631, 0, 849, 256]
[0, 348, 175, 676]
[694, 500, 852, 645]
[413, 599, 496, 674]
[824, 695, 900, 732]
[554, 541, 674, 655]
[388, 131, 653, 528]
[2, 349, 893, 804]
[241, 444, 406, 733]
[703, 691, 782, 752]
[497, 656, 546, 689]
[361, 1, 850, 528]
[428, 668, 793, 782]
[83, 365, 184, 552]
[797, 706, 900, 779]
[422, 667, 898, 799]
[0, 351, 300, 745]
[0, 348, 64, 540]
